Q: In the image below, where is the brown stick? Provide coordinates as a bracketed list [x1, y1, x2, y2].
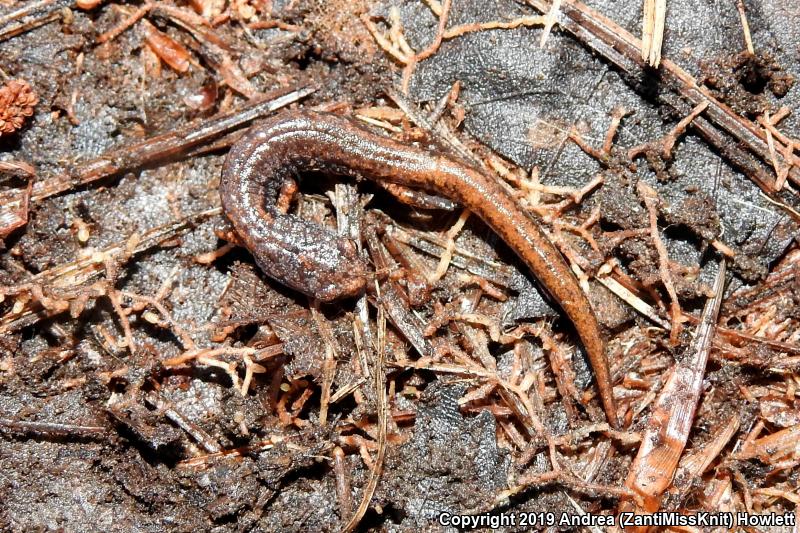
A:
[0, 85, 314, 217]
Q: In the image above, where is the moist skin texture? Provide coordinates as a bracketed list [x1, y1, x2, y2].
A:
[220, 110, 619, 428]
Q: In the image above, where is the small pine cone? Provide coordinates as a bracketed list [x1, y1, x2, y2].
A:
[0, 80, 39, 135]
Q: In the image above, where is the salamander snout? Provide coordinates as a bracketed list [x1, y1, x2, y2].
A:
[303, 238, 369, 302]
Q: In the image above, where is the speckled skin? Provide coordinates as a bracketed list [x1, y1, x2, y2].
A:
[220, 110, 618, 427]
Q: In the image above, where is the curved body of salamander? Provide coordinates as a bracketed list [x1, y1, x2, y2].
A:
[220, 110, 618, 428]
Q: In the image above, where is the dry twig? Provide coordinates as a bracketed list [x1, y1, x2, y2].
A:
[640, 0, 666, 67]
[0, 85, 313, 233]
[622, 260, 727, 520]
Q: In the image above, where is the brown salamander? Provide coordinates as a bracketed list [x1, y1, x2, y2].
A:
[220, 110, 619, 428]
